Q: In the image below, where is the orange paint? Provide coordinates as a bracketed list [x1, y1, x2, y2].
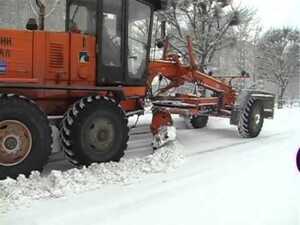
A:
[0, 29, 146, 115]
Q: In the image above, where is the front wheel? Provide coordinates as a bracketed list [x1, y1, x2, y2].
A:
[238, 98, 264, 138]
[190, 115, 209, 129]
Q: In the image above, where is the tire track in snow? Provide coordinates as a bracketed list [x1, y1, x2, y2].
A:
[185, 131, 290, 158]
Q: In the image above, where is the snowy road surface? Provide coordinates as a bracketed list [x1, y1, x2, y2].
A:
[1, 108, 300, 225]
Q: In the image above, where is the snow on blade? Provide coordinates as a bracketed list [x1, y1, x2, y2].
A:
[0, 142, 184, 213]
[152, 126, 177, 149]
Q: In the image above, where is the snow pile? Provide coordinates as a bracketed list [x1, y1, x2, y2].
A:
[0, 142, 184, 213]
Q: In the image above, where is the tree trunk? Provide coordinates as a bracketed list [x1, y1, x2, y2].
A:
[278, 86, 286, 109]
[198, 52, 208, 73]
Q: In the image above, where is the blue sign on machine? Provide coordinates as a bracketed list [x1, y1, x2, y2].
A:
[0, 61, 7, 74]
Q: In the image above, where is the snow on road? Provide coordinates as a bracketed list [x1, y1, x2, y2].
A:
[0, 108, 299, 225]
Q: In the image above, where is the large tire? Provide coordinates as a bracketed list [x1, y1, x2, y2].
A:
[190, 115, 209, 129]
[238, 98, 264, 138]
[0, 94, 52, 180]
[60, 96, 129, 166]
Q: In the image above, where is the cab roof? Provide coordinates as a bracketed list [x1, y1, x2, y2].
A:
[67, 0, 168, 11]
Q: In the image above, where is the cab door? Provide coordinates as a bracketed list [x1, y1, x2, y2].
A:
[98, 0, 125, 85]
[126, 0, 152, 86]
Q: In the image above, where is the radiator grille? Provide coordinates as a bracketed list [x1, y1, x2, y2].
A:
[49, 43, 64, 69]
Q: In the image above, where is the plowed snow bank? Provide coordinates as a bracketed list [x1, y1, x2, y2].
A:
[0, 142, 184, 213]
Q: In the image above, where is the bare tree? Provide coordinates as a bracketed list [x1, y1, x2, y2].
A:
[257, 28, 300, 108]
[156, 0, 255, 71]
[231, 9, 261, 77]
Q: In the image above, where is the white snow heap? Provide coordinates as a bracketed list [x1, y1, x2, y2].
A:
[0, 142, 184, 213]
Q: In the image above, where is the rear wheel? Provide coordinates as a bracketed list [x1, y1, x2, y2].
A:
[190, 115, 209, 129]
[61, 96, 129, 166]
[0, 94, 52, 180]
[238, 98, 264, 138]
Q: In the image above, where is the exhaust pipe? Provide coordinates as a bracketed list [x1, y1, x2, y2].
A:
[160, 20, 166, 40]
[36, 0, 45, 30]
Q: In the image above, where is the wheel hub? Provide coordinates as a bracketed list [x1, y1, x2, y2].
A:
[97, 130, 109, 141]
[0, 120, 32, 166]
[3, 135, 20, 151]
[86, 118, 115, 153]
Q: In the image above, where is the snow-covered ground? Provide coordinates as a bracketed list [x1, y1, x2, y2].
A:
[1, 108, 299, 225]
